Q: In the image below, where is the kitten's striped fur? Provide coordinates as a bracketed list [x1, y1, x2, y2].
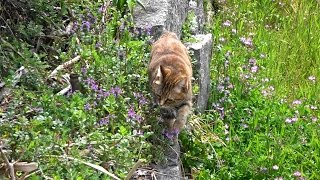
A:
[148, 31, 193, 134]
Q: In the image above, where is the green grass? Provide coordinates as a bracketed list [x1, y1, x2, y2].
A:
[181, 0, 320, 179]
[0, 0, 319, 179]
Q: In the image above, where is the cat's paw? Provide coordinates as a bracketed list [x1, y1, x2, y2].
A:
[160, 108, 176, 119]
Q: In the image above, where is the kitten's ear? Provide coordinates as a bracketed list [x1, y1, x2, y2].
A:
[153, 66, 163, 85]
[174, 77, 188, 93]
[160, 66, 171, 77]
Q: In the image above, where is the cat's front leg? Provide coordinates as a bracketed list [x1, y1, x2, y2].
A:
[173, 103, 191, 132]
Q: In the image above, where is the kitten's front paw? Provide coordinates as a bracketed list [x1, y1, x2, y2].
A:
[160, 108, 176, 119]
[151, 103, 159, 109]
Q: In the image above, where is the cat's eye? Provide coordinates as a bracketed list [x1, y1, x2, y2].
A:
[166, 99, 174, 103]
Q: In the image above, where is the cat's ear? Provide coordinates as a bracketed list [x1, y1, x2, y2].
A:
[154, 66, 171, 85]
[154, 66, 163, 85]
[174, 77, 188, 93]
[161, 66, 171, 78]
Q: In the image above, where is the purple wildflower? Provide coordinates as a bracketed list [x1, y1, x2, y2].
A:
[84, 103, 91, 111]
[91, 83, 99, 91]
[110, 86, 123, 96]
[127, 105, 142, 122]
[93, 101, 97, 107]
[145, 25, 152, 36]
[223, 20, 232, 27]
[81, 21, 91, 31]
[87, 144, 93, 150]
[81, 67, 87, 74]
[98, 114, 115, 126]
[249, 58, 257, 65]
[103, 91, 110, 97]
[133, 92, 148, 105]
[139, 96, 148, 105]
[95, 42, 102, 48]
[128, 106, 136, 119]
[98, 5, 106, 13]
[240, 37, 253, 47]
[162, 128, 180, 139]
[71, 21, 78, 33]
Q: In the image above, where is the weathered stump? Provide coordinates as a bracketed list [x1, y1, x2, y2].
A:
[133, 0, 188, 38]
[186, 34, 213, 112]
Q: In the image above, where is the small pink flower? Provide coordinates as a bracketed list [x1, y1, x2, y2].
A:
[223, 20, 232, 27]
[308, 76, 316, 82]
[285, 118, 292, 124]
[240, 37, 253, 47]
[251, 66, 258, 73]
[274, 177, 283, 180]
[311, 116, 318, 122]
[293, 171, 301, 177]
[292, 100, 302, 105]
[291, 117, 298, 122]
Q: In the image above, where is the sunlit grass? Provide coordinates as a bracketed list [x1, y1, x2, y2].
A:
[182, 0, 320, 179]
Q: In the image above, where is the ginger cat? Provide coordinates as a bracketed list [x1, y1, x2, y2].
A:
[148, 31, 193, 136]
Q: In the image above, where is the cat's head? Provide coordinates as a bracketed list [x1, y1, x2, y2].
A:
[152, 65, 190, 108]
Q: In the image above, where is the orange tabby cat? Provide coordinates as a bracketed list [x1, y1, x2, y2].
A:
[148, 31, 192, 136]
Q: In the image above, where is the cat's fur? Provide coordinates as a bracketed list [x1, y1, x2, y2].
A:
[148, 31, 193, 134]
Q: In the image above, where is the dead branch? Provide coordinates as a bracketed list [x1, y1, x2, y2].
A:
[42, 155, 121, 180]
[0, 66, 28, 102]
[48, 55, 80, 78]
[0, 147, 15, 180]
[125, 159, 144, 180]
[56, 85, 71, 95]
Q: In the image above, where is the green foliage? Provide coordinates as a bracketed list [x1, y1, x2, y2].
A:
[112, 0, 145, 16]
[1, 0, 153, 179]
[180, 0, 320, 179]
[1, 0, 319, 179]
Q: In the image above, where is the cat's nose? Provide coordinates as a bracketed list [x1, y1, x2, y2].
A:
[159, 99, 165, 106]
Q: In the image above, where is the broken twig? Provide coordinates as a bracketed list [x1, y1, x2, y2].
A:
[125, 159, 144, 180]
[0, 147, 15, 180]
[0, 66, 28, 102]
[48, 55, 80, 78]
[43, 155, 121, 180]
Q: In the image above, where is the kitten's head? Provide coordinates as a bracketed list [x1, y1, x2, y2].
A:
[152, 65, 190, 108]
